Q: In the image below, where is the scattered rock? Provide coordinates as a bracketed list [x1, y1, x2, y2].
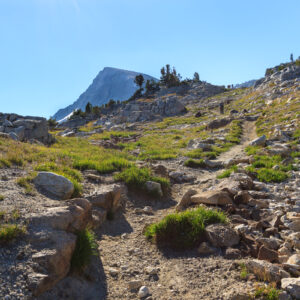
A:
[205, 224, 240, 248]
[138, 286, 150, 298]
[281, 278, 300, 299]
[145, 181, 163, 197]
[34, 172, 74, 200]
[249, 135, 266, 146]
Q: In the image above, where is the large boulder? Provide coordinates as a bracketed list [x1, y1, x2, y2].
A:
[205, 224, 239, 247]
[34, 172, 74, 200]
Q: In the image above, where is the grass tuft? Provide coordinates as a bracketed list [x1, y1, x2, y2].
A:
[184, 158, 205, 168]
[115, 166, 169, 193]
[71, 228, 98, 272]
[144, 207, 227, 249]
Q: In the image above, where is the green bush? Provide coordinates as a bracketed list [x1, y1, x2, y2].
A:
[144, 207, 227, 249]
[71, 228, 98, 272]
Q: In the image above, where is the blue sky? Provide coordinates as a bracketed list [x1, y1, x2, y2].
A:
[0, 0, 299, 118]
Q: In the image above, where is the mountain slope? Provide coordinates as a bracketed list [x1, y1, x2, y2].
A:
[53, 67, 157, 121]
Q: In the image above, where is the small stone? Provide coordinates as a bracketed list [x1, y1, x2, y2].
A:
[108, 267, 119, 277]
[128, 280, 142, 290]
[138, 286, 150, 298]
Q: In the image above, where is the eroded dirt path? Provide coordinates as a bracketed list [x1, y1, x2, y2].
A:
[97, 120, 257, 299]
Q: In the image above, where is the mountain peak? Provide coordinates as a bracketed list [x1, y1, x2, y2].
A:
[53, 67, 157, 121]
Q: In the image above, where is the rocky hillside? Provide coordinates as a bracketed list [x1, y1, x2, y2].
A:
[53, 67, 157, 122]
[0, 60, 299, 300]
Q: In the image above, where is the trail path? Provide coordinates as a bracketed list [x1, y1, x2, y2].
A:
[96, 120, 258, 299]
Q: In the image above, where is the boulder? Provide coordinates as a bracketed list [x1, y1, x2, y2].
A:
[249, 135, 266, 146]
[257, 245, 278, 263]
[34, 172, 74, 200]
[30, 199, 92, 233]
[281, 278, 300, 299]
[29, 230, 76, 296]
[145, 181, 163, 197]
[190, 190, 233, 206]
[205, 224, 239, 247]
[87, 184, 127, 213]
[245, 259, 289, 283]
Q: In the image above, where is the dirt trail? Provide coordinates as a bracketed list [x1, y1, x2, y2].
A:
[97, 120, 258, 299]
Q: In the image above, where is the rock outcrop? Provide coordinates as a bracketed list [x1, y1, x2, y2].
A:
[0, 113, 54, 144]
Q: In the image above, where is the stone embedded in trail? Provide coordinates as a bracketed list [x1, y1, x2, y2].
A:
[281, 278, 300, 299]
[245, 259, 289, 283]
[169, 171, 196, 183]
[128, 280, 143, 290]
[249, 134, 266, 146]
[190, 190, 233, 206]
[145, 181, 163, 197]
[205, 224, 240, 247]
[138, 286, 150, 298]
[34, 172, 74, 200]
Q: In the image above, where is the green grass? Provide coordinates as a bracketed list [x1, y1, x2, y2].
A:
[144, 207, 227, 249]
[253, 284, 280, 300]
[71, 228, 98, 272]
[184, 158, 205, 168]
[246, 154, 293, 183]
[0, 224, 26, 243]
[17, 174, 36, 195]
[217, 165, 238, 179]
[240, 263, 249, 280]
[115, 166, 169, 195]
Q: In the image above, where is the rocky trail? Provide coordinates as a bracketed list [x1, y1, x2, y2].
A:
[92, 120, 260, 300]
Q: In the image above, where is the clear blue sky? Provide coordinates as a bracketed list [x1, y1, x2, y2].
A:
[0, 0, 299, 118]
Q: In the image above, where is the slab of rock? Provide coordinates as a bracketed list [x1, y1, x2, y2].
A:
[34, 172, 74, 200]
[249, 135, 266, 146]
[191, 190, 232, 206]
[281, 278, 300, 299]
[245, 259, 289, 283]
[207, 117, 232, 130]
[30, 230, 76, 296]
[176, 189, 197, 211]
[205, 224, 239, 247]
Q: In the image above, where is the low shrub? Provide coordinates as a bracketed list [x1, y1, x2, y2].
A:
[144, 207, 227, 249]
[71, 228, 98, 272]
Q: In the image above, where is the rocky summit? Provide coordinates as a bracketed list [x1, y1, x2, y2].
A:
[0, 59, 300, 300]
[53, 67, 157, 122]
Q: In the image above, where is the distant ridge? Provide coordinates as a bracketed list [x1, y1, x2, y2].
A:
[53, 67, 157, 121]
